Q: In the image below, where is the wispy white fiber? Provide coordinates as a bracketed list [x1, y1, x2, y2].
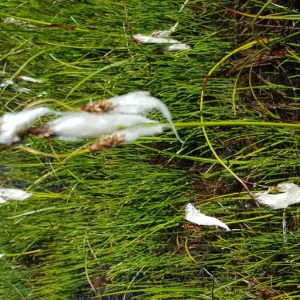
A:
[118, 125, 164, 142]
[4, 17, 24, 24]
[3, 17, 35, 28]
[133, 17, 190, 51]
[151, 22, 179, 37]
[185, 203, 230, 231]
[109, 91, 183, 143]
[0, 188, 32, 202]
[0, 76, 42, 93]
[18, 76, 43, 83]
[255, 183, 300, 209]
[0, 80, 14, 88]
[0, 107, 53, 144]
[0, 80, 31, 93]
[132, 34, 180, 44]
[12, 87, 31, 93]
[160, 44, 190, 52]
[49, 112, 156, 141]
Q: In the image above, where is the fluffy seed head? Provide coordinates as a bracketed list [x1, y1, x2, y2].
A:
[0, 107, 53, 144]
[46, 112, 156, 141]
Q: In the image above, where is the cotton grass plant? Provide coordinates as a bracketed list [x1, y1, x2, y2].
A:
[1, 0, 300, 299]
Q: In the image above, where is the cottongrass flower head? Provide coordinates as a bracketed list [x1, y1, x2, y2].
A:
[0, 187, 32, 203]
[254, 183, 300, 209]
[2, 91, 182, 151]
[89, 125, 164, 152]
[17, 76, 43, 83]
[159, 44, 191, 52]
[185, 203, 230, 231]
[151, 22, 179, 37]
[131, 19, 190, 52]
[132, 34, 180, 44]
[82, 91, 183, 143]
[0, 107, 53, 144]
[31, 111, 157, 141]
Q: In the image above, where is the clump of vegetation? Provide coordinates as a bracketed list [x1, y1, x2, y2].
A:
[1, 0, 300, 299]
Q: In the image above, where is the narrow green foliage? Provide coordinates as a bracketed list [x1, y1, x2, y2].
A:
[1, 0, 300, 299]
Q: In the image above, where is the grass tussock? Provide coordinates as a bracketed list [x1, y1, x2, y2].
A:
[1, 0, 300, 299]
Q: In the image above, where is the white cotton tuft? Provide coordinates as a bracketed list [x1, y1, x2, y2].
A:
[18, 76, 43, 83]
[185, 203, 230, 231]
[110, 91, 164, 114]
[132, 34, 180, 44]
[0, 107, 53, 144]
[109, 91, 183, 143]
[13, 87, 31, 93]
[255, 183, 300, 209]
[0, 80, 14, 88]
[0, 188, 32, 202]
[118, 125, 164, 142]
[151, 22, 179, 37]
[276, 183, 299, 193]
[160, 44, 191, 52]
[49, 112, 156, 141]
[255, 192, 289, 209]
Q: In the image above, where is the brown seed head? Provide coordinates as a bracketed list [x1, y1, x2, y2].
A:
[89, 132, 125, 153]
[27, 125, 54, 138]
[81, 100, 113, 114]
